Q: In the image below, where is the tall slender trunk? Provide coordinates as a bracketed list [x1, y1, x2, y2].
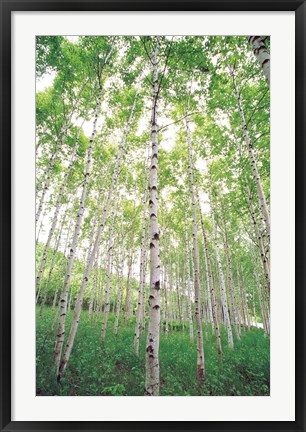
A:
[88, 180, 107, 314]
[88, 257, 99, 316]
[248, 36, 270, 88]
[57, 78, 139, 380]
[236, 265, 247, 331]
[246, 184, 270, 292]
[101, 185, 119, 342]
[230, 67, 270, 237]
[210, 187, 234, 349]
[141, 235, 148, 334]
[145, 37, 161, 396]
[221, 208, 241, 340]
[35, 80, 89, 223]
[164, 264, 169, 336]
[53, 83, 103, 373]
[197, 193, 222, 358]
[239, 269, 251, 330]
[185, 106, 205, 385]
[124, 243, 134, 322]
[184, 228, 194, 339]
[39, 209, 67, 315]
[175, 259, 182, 322]
[51, 210, 74, 310]
[36, 117, 87, 291]
[114, 243, 126, 336]
[250, 243, 269, 332]
[134, 152, 149, 354]
[36, 205, 48, 245]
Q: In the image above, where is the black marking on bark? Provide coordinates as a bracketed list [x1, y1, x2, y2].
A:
[153, 304, 160, 309]
[154, 280, 160, 289]
[150, 242, 155, 249]
[153, 232, 159, 240]
[262, 58, 270, 67]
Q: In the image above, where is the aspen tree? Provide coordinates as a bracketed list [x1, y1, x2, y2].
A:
[197, 192, 222, 358]
[229, 67, 270, 237]
[134, 148, 149, 354]
[145, 37, 161, 396]
[184, 228, 194, 339]
[248, 36, 270, 88]
[57, 76, 140, 380]
[209, 186, 234, 349]
[52, 41, 115, 371]
[185, 102, 205, 384]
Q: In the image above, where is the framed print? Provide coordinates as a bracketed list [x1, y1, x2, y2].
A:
[1, 1, 305, 431]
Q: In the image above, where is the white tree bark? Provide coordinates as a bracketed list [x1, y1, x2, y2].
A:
[35, 79, 89, 223]
[230, 67, 270, 237]
[185, 107, 205, 385]
[209, 187, 234, 349]
[39, 208, 67, 316]
[53, 83, 103, 373]
[101, 182, 119, 342]
[249, 36, 270, 88]
[197, 194, 222, 358]
[56, 79, 139, 380]
[145, 37, 161, 396]
[220, 207, 241, 340]
[36, 117, 87, 292]
[184, 228, 194, 339]
[114, 243, 126, 336]
[246, 184, 270, 292]
[134, 150, 149, 354]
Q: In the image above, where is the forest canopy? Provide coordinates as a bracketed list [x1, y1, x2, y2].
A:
[36, 35, 270, 397]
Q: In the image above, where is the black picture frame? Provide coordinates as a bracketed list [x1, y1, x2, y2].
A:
[1, 1, 304, 431]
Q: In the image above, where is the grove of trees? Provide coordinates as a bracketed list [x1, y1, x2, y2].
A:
[36, 35, 270, 397]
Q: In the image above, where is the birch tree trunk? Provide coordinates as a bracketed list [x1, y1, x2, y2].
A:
[164, 264, 169, 336]
[246, 184, 270, 292]
[88, 256, 99, 317]
[101, 185, 119, 342]
[184, 229, 194, 339]
[230, 67, 270, 237]
[56, 80, 139, 380]
[36, 117, 87, 292]
[124, 243, 134, 322]
[209, 187, 234, 349]
[185, 107, 205, 385]
[145, 37, 161, 396]
[221, 208, 241, 340]
[114, 244, 126, 336]
[134, 152, 149, 354]
[198, 192, 222, 358]
[175, 259, 182, 322]
[53, 83, 103, 373]
[39, 209, 66, 315]
[88, 180, 107, 315]
[35, 80, 89, 223]
[251, 246, 269, 333]
[51, 210, 74, 310]
[249, 36, 270, 88]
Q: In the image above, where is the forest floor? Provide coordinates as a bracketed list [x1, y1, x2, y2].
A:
[36, 306, 270, 396]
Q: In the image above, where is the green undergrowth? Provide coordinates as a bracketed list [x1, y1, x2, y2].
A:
[36, 306, 270, 396]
